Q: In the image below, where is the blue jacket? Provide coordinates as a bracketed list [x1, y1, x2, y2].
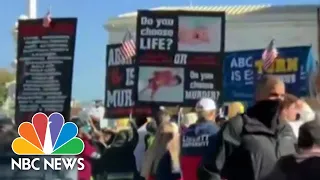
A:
[181, 120, 219, 180]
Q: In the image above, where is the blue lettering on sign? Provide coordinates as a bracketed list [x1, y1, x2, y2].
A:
[230, 56, 254, 85]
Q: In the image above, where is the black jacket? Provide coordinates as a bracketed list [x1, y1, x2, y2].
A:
[156, 151, 182, 180]
[93, 122, 139, 180]
[198, 100, 297, 180]
[263, 153, 320, 180]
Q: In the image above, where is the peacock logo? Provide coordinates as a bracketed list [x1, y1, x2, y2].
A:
[12, 112, 84, 155]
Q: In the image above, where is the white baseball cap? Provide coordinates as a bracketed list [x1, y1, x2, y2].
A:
[196, 98, 217, 111]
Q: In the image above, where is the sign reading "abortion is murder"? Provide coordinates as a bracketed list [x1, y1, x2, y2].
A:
[105, 44, 152, 118]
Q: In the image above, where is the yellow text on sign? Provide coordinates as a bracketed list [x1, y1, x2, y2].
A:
[255, 57, 298, 74]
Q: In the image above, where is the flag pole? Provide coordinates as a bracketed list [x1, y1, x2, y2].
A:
[189, 0, 193, 7]
[49, 5, 52, 14]
[317, 8, 320, 64]
[129, 108, 133, 122]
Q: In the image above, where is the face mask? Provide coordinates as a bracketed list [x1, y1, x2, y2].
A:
[257, 99, 282, 107]
[252, 99, 282, 119]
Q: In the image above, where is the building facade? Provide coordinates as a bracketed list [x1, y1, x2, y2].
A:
[105, 4, 319, 60]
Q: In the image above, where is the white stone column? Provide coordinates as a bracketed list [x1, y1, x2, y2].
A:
[27, 0, 37, 19]
[4, 0, 38, 118]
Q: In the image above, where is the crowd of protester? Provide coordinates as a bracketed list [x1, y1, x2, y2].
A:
[1, 75, 320, 180]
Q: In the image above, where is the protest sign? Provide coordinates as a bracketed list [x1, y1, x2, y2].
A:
[105, 44, 152, 118]
[15, 18, 77, 124]
[135, 10, 225, 106]
[223, 46, 316, 106]
[317, 8, 320, 59]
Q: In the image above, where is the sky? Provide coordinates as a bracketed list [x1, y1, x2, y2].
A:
[1, 0, 319, 102]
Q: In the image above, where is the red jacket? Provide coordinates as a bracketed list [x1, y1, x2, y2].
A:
[77, 136, 97, 180]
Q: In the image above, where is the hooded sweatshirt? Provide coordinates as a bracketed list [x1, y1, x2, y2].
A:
[198, 100, 297, 180]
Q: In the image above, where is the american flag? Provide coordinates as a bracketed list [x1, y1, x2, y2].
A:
[42, 10, 52, 28]
[262, 39, 278, 70]
[120, 30, 136, 61]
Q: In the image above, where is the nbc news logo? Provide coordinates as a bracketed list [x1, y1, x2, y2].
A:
[11, 113, 85, 171]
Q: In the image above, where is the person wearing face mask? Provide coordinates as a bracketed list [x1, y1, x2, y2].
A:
[198, 75, 297, 180]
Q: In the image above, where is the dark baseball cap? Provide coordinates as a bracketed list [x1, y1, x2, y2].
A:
[298, 116, 320, 148]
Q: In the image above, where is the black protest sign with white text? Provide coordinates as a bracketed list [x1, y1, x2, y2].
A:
[185, 66, 222, 103]
[137, 12, 177, 51]
[105, 44, 152, 118]
[15, 18, 77, 124]
[135, 10, 225, 106]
